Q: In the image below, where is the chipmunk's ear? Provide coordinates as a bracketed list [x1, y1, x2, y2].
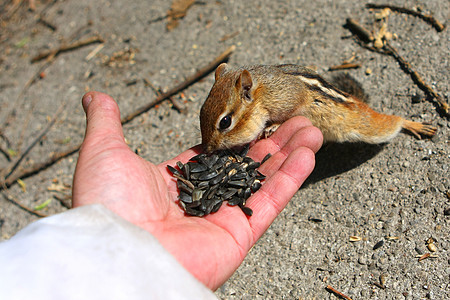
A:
[215, 63, 228, 80]
[236, 69, 253, 101]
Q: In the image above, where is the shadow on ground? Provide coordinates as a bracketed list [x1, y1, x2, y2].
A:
[304, 142, 385, 186]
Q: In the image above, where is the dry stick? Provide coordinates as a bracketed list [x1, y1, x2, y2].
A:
[0, 102, 66, 217]
[31, 35, 104, 63]
[0, 187, 47, 218]
[2, 100, 66, 180]
[143, 78, 184, 113]
[2, 60, 54, 151]
[2, 146, 80, 189]
[382, 41, 449, 116]
[326, 285, 353, 300]
[345, 19, 449, 117]
[0, 146, 11, 162]
[37, 16, 57, 31]
[0, 46, 236, 189]
[121, 45, 236, 124]
[329, 63, 361, 71]
[366, 3, 446, 32]
[345, 18, 374, 43]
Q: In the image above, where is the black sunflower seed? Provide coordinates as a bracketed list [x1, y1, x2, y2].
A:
[211, 199, 223, 213]
[171, 144, 267, 217]
[221, 188, 238, 200]
[239, 144, 250, 157]
[183, 163, 190, 180]
[228, 196, 242, 206]
[261, 153, 272, 164]
[251, 180, 262, 192]
[197, 181, 210, 189]
[200, 154, 218, 168]
[186, 200, 201, 208]
[230, 172, 247, 180]
[173, 174, 195, 190]
[256, 170, 266, 180]
[228, 180, 247, 188]
[167, 165, 182, 177]
[246, 161, 260, 170]
[176, 161, 184, 171]
[179, 191, 193, 204]
[185, 207, 205, 217]
[205, 198, 222, 215]
[177, 180, 193, 194]
[240, 206, 253, 216]
[209, 172, 226, 185]
[192, 188, 204, 202]
[199, 170, 219, 181]
[243, 187, 252, 199]
[189, 162, 208, 173]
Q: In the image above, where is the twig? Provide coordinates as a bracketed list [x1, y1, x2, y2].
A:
[1, 185, 47, 218]
[53, 193, 72, 209]
[143, 78, 184, 113]
[0, 146, 11, 162]
[9, 61, 55, 151]
[345, 18, 374, 43]
[1, 145, 80, 189]
[85, 43, 104, 61]
[345, 20, 449, 117]
[31, 35, 104, 63]
[329, 63, 361, 71]
[2, 100, 66, 180]
[4, 0, 24, 20]
[0, 46, 236, 190]
[326, 285, 353, 300]
[220, 31, 240, 42]
[382, 41, 448, 116]
[366, 3, 446, 32]
[37, 16, 57, 31]
[121, 45, 236, 124]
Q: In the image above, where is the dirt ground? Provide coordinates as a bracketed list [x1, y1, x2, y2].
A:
[0, 0, 449, 299]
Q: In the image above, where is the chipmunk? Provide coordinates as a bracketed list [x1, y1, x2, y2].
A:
[200, 63, 437, 153]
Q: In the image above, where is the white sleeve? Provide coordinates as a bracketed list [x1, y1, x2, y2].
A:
[0, 204, 217, 300]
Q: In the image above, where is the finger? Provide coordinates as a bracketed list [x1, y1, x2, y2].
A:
[81, 91, 126, 151]
[257, 124, 322, 178]
[249, 116, 322, 161]
[74, 92, 127, 206]
[247, 147, 315, 241]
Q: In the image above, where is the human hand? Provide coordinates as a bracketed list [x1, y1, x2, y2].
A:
[72, 91, 323, 290]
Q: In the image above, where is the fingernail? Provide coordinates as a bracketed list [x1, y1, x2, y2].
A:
[82, 94, 92, 113]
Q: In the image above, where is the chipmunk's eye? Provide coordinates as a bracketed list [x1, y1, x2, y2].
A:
[219, 114, 232, 130]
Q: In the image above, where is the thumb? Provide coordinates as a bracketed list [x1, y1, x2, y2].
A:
[73, 92, 127, 207]
[81, 91, 125, 150]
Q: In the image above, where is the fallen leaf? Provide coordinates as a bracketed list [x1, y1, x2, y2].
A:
[166, 0, 196, 31]
[17, 179, 26, 193]
[34, 199, 52, 211]
[47, 182, 70, 192]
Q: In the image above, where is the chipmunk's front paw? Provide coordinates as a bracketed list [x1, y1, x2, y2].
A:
[263, 124, 281, 139]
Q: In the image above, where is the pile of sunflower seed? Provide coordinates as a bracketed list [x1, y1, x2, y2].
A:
[167, 146, 270, 217]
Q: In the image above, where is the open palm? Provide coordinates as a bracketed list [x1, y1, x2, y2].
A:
[72, 92, 322, 290]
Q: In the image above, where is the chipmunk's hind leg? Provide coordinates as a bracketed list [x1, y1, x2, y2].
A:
[402, 120, 437, 139]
